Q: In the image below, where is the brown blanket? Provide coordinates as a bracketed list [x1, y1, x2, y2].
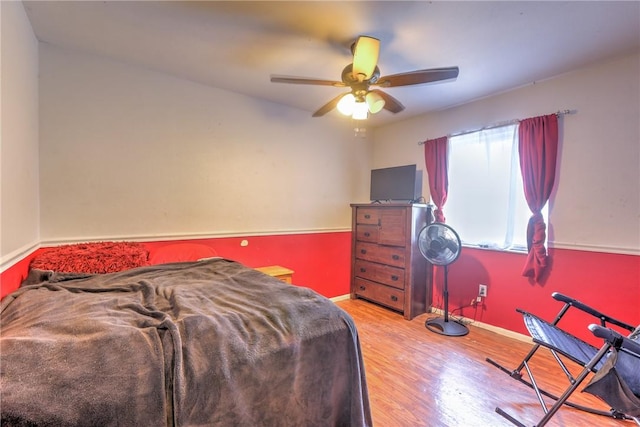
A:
[1, 259, 372, 426]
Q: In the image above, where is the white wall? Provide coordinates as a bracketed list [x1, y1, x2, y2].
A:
[39, 44, 371, 243]
[8, 14, 638, 256]
[373, 52, 640, 254]
[0, 1, 40, 265]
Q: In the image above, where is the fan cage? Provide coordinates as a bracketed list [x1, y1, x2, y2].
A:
[418, 223, 461, 266]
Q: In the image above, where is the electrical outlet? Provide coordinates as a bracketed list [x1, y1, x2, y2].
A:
[476, 296, 482, 303]
[479, 284, 488, 297]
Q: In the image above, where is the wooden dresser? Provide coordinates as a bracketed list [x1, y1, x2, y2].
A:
[350, 203, 432, 320]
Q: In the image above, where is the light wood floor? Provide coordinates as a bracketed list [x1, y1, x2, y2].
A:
[336, 299, 635, 427]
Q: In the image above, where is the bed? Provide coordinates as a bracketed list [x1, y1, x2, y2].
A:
[0, 244, 372, 426]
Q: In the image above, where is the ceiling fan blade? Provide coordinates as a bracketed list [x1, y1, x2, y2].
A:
[352, 36, 380, 81]
[312, 92, 349, 117]
[375, 67, 459, 88]
[370, 89, 405, 114]
[271, 76, 345, 87]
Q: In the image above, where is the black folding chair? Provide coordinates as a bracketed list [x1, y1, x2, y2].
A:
[486, 292, 639, 426]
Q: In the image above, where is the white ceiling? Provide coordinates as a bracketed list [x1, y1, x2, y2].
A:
[23, 1, 640, 126]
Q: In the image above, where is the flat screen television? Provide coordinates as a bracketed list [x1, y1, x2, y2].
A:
[370, 164, 422, 202]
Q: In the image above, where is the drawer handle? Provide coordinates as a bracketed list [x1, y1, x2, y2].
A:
[360, 249, 367, 254]
[390, 295, 398, 302]
[359, 285, 366, 291]
[360, 268, 366, 273]
[392, 255, 400, 260]
[364, 232, 370, 237]
[364, 214, 371, 219]
[391, 275, 398, 281]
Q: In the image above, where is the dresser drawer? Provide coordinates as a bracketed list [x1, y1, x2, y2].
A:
[356, 208, 379, 225]
[355, 242, 406, 268]
[356, 224, 379, 243]
[354, 259, 405, 290]
[354, 278, 405, 312]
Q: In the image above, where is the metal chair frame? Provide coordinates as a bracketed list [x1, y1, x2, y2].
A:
[486, 292, 639, 427]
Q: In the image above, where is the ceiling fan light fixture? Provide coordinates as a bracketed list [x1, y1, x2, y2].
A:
[352, 36, 380, 81]
[366, 91, 385, 114]
[352, 101, 369, 120]
[271, 36, 457, 119]
[337, 93, 356, 115]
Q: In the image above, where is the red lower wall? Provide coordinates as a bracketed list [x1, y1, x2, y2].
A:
[0, 232, 353, 300]
[2, 235, 638, 341]
[0, 254, 35, 299]
[144, 232, 353, 298]
[436, 247, 640, 343]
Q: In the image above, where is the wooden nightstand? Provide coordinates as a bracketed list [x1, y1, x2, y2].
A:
[255, 265, 294, 284]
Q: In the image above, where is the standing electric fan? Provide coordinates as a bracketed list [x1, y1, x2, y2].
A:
[418, 222, 468, 337]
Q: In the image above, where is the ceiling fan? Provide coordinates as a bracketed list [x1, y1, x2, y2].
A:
[270, 36, 459, 120]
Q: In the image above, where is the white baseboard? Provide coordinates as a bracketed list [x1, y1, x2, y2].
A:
[430, 307, 532, 343]
[330, 294, 351, 303]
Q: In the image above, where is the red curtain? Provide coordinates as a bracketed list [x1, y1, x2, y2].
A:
[518, 114, 558, 281]
[423, 136, 448, 223]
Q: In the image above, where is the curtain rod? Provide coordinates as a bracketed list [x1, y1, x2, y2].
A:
[418, 109, 575, 145]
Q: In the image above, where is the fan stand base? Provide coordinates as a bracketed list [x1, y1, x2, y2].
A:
[425, 317, 469, 337]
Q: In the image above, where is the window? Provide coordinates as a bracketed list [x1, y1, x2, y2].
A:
[445, 124, 547, 251]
